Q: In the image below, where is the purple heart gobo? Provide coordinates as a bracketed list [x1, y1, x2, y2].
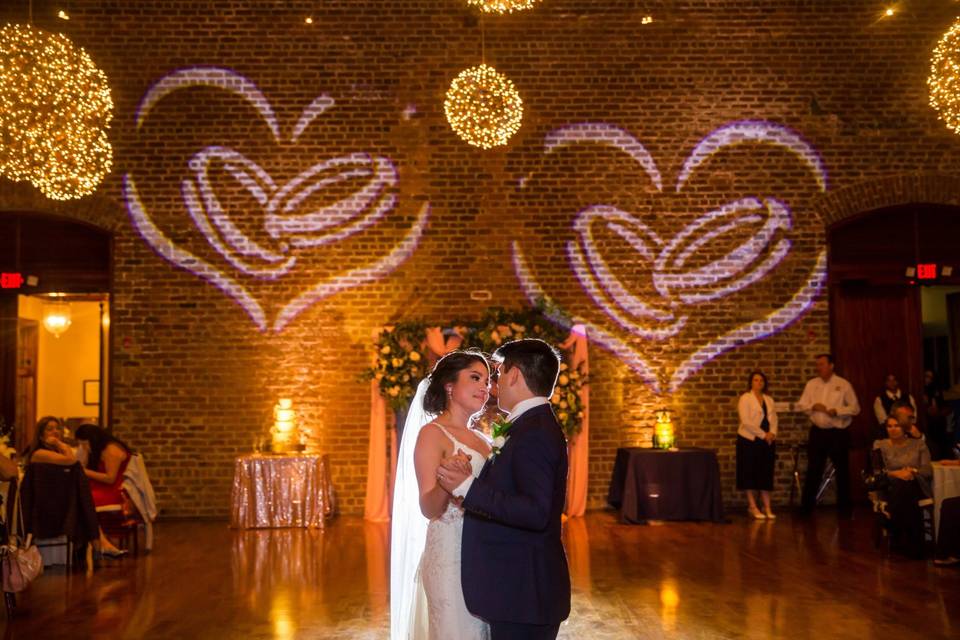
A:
[123, 67, 428, 333]
[514, 121, 828, 394]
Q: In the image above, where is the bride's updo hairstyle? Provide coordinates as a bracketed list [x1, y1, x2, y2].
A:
[423, 349, 490, 414]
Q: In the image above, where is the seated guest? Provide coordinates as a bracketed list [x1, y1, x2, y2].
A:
[923, 370, 953, 460]
[26, 417, 126, 557]
[0, 456, 15, 482]
[737, 370, 778, 520]
[873, 416, 933, 558]
[74, 424, 132, 508]
[891, 401, 923, 441]
[26, 416, 77, 466]
[873, 373, 916, 427]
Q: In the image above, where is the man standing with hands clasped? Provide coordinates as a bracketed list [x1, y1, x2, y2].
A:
[797, 353, 861, 516]
[436, 339, 571, 640]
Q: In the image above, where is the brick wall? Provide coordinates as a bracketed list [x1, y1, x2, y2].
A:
[2, 1, 960, 516]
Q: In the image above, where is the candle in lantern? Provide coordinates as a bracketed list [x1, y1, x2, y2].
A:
[270, 398, 305, 452]
[654, 409, 676, 450]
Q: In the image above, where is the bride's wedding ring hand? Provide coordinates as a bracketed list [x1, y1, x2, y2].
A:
[436, 460, 471, 494]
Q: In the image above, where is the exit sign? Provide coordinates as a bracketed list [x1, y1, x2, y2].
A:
[917, 263, 938, 280]
[0, 272, 23, 289]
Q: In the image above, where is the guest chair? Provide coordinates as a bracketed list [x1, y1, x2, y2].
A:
[20, 463, 100, 570]
[788, 444, 835, 507]
[96, 494, 145, 556]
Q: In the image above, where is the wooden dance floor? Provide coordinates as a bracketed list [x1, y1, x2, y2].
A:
[6, 510, 960, 639]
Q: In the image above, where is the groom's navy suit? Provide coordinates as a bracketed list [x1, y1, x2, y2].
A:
[461, 402, 571, 640]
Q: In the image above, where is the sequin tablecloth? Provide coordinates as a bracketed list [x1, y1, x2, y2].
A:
[230, 454, 336, 529]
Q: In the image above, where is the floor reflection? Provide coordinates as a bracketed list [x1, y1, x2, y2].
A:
[6, 512, 959, 639]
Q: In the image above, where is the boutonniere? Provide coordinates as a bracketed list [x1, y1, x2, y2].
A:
[490, 417, 513, 459]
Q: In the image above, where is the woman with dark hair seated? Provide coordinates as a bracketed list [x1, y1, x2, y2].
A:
[26, 416, 77, 466]
[874, 417, 933, 558]
[74, 424, 132, 509]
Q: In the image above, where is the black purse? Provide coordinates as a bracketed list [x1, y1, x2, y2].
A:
[862, 447, 889, 492]
[861, 469, 889, 492]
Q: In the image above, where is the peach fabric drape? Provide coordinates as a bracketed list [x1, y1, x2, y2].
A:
[365, 325, 589, 520]
[561, 325, 589, 518]
[364, 378, 391, 522]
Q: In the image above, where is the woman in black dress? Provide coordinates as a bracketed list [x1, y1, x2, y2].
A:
[737, 370, 778, 519]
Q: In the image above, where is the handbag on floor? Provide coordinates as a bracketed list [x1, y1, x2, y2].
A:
[1, 478, 43, 593]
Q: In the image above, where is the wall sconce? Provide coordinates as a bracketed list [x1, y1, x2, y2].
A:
[42, 297, 72, 338]
[270, 398, 305, 453]
[654, 408, 676, 450]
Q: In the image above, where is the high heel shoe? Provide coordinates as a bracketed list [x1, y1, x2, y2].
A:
[764, 510, 777, 520]
[101, 547, 129, 558]
[748, 507, 766, 520]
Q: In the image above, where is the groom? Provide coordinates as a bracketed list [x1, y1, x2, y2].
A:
[437, 338, 571, 640]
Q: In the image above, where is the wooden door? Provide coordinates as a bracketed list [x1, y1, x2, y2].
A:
[829, 282, 923, 500]
[16, 319, 38, 453]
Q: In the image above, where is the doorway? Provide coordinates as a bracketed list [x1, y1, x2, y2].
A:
[828, 203, 960, 499]
[0, 213, 112, 451]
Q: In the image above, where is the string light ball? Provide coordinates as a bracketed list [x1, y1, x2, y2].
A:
[444, 64, 524, 149]
[0, 23, 114, 200]
[467, 0, 540, 14]
[929, 18, 960, 135]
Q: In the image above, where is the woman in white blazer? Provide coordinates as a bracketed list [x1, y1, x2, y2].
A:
[737, 370, 779, 519]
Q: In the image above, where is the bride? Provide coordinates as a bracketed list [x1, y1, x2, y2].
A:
[391, 350, 493, 640]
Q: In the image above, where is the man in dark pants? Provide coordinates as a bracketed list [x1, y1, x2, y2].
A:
[437, 339, 571, 640]
[797, 353, 861, 515]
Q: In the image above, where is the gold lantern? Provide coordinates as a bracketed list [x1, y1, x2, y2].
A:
[270, 398, 305, 453]
[654, 409, 676, 450]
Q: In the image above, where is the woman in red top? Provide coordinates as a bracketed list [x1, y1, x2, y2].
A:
[75, 424, 132, 507]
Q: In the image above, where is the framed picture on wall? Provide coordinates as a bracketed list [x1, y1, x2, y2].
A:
[83, 379, 100, 406]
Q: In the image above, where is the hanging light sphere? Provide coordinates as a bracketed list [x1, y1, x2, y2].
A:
[467, 0, 540, 14]
[0, 23, 114, 200]
[929, 19, 960, 135]
[444, 64, 523, 149]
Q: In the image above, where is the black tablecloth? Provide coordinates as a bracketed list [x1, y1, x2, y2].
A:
[607, 447, 725, 523]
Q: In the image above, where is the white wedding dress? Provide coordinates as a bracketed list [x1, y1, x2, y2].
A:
[417, 423, 491, 640]
[391, 379, 491, 640]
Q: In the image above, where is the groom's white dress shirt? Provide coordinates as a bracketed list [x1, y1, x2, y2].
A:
[451, 395, 550, 498]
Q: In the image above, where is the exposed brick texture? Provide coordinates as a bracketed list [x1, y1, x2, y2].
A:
[2, 1, 960, 516]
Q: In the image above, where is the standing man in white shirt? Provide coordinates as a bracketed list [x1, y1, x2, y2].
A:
[796, 353, 861, 515]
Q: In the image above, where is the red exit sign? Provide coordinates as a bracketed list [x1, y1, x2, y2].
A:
[0, 272, 24, 289]
[917, 263, 938, 280]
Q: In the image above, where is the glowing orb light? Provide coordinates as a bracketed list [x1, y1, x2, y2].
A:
[467, 0, 540, 14]
[929, 19, 960, 135]
[0, 23, 113, 200]
[444, 64, 523, 149]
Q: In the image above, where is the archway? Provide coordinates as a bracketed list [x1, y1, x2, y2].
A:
[828, 203, 960, 498]
[0, 212, 113, 450]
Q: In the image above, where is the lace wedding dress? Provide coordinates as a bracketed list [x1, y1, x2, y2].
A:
[417, 423, 491, 640]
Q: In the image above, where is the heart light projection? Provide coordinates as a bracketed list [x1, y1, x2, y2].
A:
[513, 121, 828, 394]
[123, 67, 428, 332]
